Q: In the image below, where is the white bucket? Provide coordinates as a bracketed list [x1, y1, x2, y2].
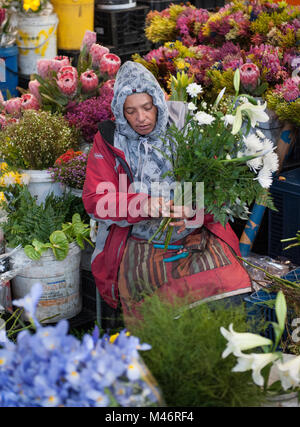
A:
[16, 13, 58, 76]
[10, 243, 82, 323]
[24, 169, 63, 205]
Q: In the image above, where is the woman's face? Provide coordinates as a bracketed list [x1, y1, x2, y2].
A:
[123, 93, 158, 135]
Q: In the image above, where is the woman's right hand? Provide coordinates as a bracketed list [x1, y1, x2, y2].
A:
[141, 196, 170, 218]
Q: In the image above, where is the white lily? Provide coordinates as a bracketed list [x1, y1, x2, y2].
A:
[214, 87, 226, 108]
[232, 352, 280, 387]
[220, 323, 273, 358]
[273, 355, 300, 391]
[232, 101, 269, 135]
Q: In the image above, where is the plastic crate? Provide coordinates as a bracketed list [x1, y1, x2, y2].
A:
[94, 5, 150, 48]
[108, 41, 151, 62]
[244, 268, 300, 343]
[268, 168, 300, 264]
[136, 0, 189, 12]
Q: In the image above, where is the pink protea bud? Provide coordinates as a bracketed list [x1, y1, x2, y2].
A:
[57, 73, 78, 97]
[99, 53, 121, 77]
[57, 65, 78, 81]
[99, 79, 115, 97]
[4, 97, 22, 116]
[28, 79, 41, 102]
[20, 94, 40, 111]
[80, 30, 97, 52]
[54, 56, 70, 68]
[240, 63, 260, 93]
[80, 70, 99, 93]
[37, 59, 54, 79]
[89, 43, 109, 67]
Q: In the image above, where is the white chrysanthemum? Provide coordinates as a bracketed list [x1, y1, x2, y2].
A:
[255, 167, 273, 189]
[221, 114, 235, 126]
[263, 151, 279, 173]
[187, 102, 197, 111]
[186, 83, 203, 98]
[247, 156, 264, 172]
[243, 133, 264, 155]
[194, 111, 215, 125]
[255, 129, 265, 139]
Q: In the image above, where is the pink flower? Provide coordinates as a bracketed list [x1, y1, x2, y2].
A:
[280, 78, 300, 102]
[89, 43, 109, 67]
[240, 63, 260, 92]
[28, 79, 41, 103]
[0, 8, 6, 27]
[20, 94, 40, 111]
[4, 97, 22, 116]
[57, 65, 78, 80]
[99, 53, 121, 77]
[37, 57, 71, 79]
[80, 30, 97, 52]
[57, 73, 78, 97]
[80, 70, 99, 93]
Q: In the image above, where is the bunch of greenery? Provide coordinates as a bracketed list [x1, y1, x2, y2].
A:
[129, 294, 267, 407]
[1, 186, 93, 260]
[0, 110, 79, 170]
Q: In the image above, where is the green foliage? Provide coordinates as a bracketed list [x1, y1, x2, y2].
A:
[2, 186, 93, 260]
[130, 295, 267, 407]
[0, 110, 79, 170]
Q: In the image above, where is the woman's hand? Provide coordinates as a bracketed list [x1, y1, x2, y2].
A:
[166, 200, 195, 234]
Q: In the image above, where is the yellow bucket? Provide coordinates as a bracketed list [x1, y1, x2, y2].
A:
[51, 0, 95, 50]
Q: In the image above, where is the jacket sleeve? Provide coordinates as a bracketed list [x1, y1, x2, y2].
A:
[82, 133, 151, 225]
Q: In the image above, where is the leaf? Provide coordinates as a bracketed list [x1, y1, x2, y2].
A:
[24, 244, 42, 261]
[49, 230, 69, 261]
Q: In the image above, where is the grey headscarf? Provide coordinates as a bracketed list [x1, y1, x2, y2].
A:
[111, 61, 191, 243]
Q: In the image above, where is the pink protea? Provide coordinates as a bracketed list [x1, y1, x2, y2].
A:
[99, 53, 121, 77]
[57, 65, 78, 80]
[80, 70, 99, 93]
[281, 78, 300, 102]
[28, 79, 41, 103]
[57, 73, 78, 97]
[240, 62, 260, 93]
[20, 94, 40, 111]
[89, 43, 110, 67]
[37, 59, 54, 79]
[80, 30, 97, 52]
[54, 56, 70, 68]
[4, 97, 22, 116]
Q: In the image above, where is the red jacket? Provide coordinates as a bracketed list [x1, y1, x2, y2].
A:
[83, 128, 245, 309]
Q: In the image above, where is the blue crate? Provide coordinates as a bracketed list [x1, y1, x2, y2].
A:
[268, 168, 300, 264]
[244, 267, 300, 343]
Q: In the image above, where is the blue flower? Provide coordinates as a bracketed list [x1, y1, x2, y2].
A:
[12, 283, 43, 327]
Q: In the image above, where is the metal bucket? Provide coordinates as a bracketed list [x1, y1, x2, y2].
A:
[10, 243, 82, 323]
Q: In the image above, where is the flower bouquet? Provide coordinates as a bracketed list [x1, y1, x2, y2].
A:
[49, 149, 88, 191]
[27, 30, 121, 114]
[149, 69, 278, 248]
[0, 283, 163, 407]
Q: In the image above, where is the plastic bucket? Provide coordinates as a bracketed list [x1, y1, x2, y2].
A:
[16, 13, 58, 76]
[10, 243, 82, 323]
[23, 169, 63, 205]
[51, 0, 94, 50]
[0, 45, 18, 99]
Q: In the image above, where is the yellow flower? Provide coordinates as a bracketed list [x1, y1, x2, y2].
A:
[0, 192, 6, 203]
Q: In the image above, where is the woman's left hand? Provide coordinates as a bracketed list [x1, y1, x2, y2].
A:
[164, 200, 195, 234]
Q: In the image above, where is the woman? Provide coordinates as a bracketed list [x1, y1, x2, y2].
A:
[82, 61, 252, 321]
